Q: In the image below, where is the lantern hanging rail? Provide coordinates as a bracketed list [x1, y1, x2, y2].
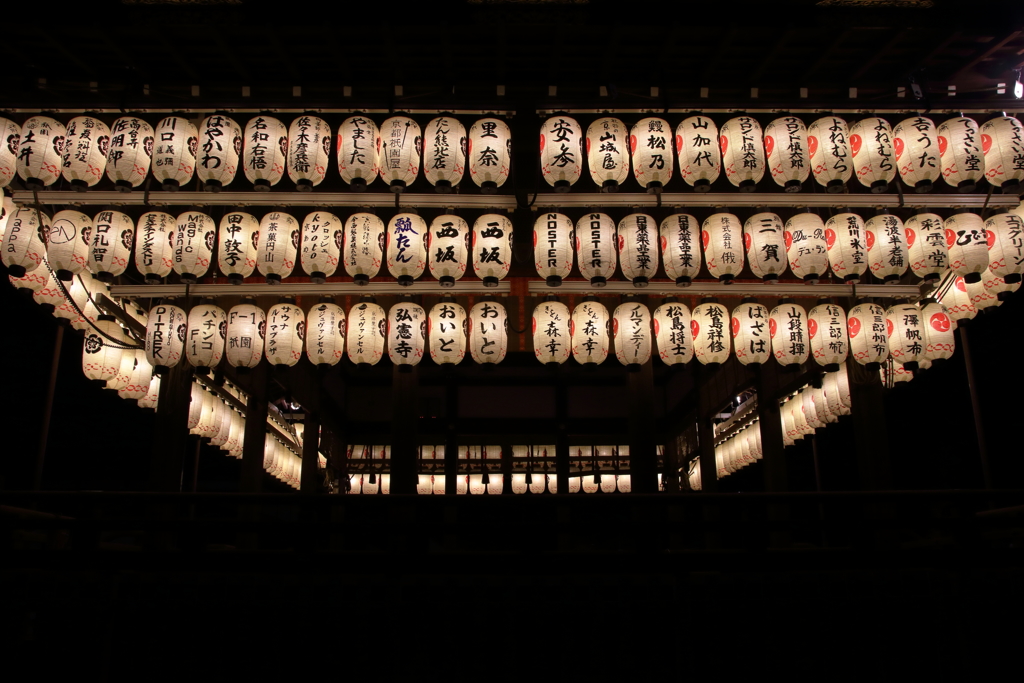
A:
[527, 192, 1018, 210]
[110, 280, 513, 298]
[526, 281, 922, 297]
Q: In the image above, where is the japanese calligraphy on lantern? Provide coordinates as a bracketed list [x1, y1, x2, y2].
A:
[770, 302, 809, 366]
[807, 116, 851, 192]
[587, 116, 629, 190]
[257, 211, 299, 283]
[618, 213, 658, 285]
[720, 116, 764, 191]
[571, 300, 609, 365]
[301, 211, 343, 283]
[89, 210, 134, 281]
[106, 116, 153, 190]
[984, 211, 1024, 283]
[379, 116, 421, 191]
[864, 213, 908, 283]
[428, 301, 467, 365]
[850, 116, 895, 192]
[943, 211, 988, 282]
[631, 117, 673, 190]
[46, 209, 92, 280]
[676, 115, 721, 191]
[613, 302, 652, 367]
[905, 212, 949, 282]
[893, 116, 939, 191]
[468, 117, 511, 191]
[0, 117, 21, 188]
[197, 114, 241, 190]
[343, 212, 385, 283]
[533, 301, 571, 365]
[218, 212, 259, 284]
[337, 116, 380, 189]
[784, 212, 829, 282]
[134, 211, 174, 283]
[388, 302, 426, 367]
[744, 212, 787, 281]
[469, 300, 508, 365]
[243, 115, 287, 189]
[145, 304, 186, 371]
[534, 212, 573, 284]
[386, 213, 427, 284]
[824, 212, 868, 283]
[306, 302, 345, 366]
[428, 215, 469, 285]
[764, 116, 809, 191]
[473, 213, 512, 286]
[702, 212, 744, 281]
[61, 116, 110, 189]
[980, 116, 1024, 192]
[287, 114, 331, 190]
[347, 302, 386, 365]
[152, 116, 198, 190]
[808, 302, 848, 370]
[937, 116, 983, 192]
[17, 115, 66, 188]
[653, 301, 693, 366]
[691, 301, 730, 365]
[660, 213, 701, 285]
[575, 213, 617, 285]
[540, 115, 583, 190]
[731, 300, 770, 366]
[186, 303, 227, 369]
[423, 116, 466, 191]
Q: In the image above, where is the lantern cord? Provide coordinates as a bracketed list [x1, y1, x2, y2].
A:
[895, 181, 905, 209]
[981, 183, 994, 218]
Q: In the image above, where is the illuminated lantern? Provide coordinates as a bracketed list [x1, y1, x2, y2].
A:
[850, 117, 895, 192]
[0, 195, 14, 241]
[653, 300, 693, 366]
[802, 390, 824, 431]
[22, 270, 55, 302]
[885, 302, 924, 370]
[791, 395, 811, 437]
[676, 115, 720, 191]
[533, 212, 574, 286]
[893, 116, 940, 192]
[847, 301, 888, 368]
[631, 117, 673, 192]
[731, 298, 771, 366]
[134, 211, 174, 284]
[807, 115, 852, 192]
[217, 211, 259, 284]
[61, 116, 109, 189]
[966, 273, 997, 311]
[571, 300, 610, 366]
[82, 316, 125, 382]
[1, 206, 48, 277]
[423, 115, 466, 192]
[581, 475, 599, 494]
[981, 116, 1024, 193]
[379, 116, 421, 192]
[691, 299, 731, 365]
[186, 302, 226, 371]
[660, 213, 701, 286]
[196, 114, 241, 191]
[469, 300, 508, 365]
[944, 211, 988, 283]
[720, 116, 765, 191]
[105, 116, 153, 190]
[145, 303, 187, 373]
[984, 211, 1023, 284]
[263, 302, 304, 367]
[139, 374, 161, 410]
[618, 213, 658, 286]
[195, 389, 217, 438]
[346, 301, 386, 366]
[53, 273, 88, 323]
[770, 300, 809, 367]
[88, 210, 134, 282]
[744, 212, 787, 282]
[428, 300, 467, 365]
[937, 116, 984, 192]
[226, 302, 265, 369]
[587, 116, 629, 191]
[343, 212, 385, 284]
[511, 474, 527, 495]
[920, 299, 954, 364]
[985, 267, 1021, 302]
[46, 210, 92, 281]
[905, 213, 949, 283]
[764, 116, 809, 192]
[473, 213, 513, 287]
[388, 302, 426, 368]
[243, 115, 287, 190]
[306, 301, 346, 367]
[812, 386, 836, 425]
[71, 274, 107, 333]
[16, 116, 66, 189]
[172, 210, 215, 283]
[287, 114, 330, 190]
[301, 211, 343, 284]
[882, 361, 914, 386]
[864, 213, 908, 283]
[821, 369, 845, 417]
[336, 115, 380, 190]
[257, 211, 300, 283]
[781, 400, 797, 446]
[427, 215, 469, 286]
[540, 115, 583, 191]
[104, 345, 136, 393]
[702, 213, 744, 282]
[468, 117, 511, 193]
[151, 116, 197, 191]
[575, 213, 617, 286]
[119, 352, 153, 401]
[613, 301, 652, 369]
[0, 117, 21, 187]
[210, 403, 232, 448]
[824, 212, 868, 283]
[808, 300, 848, 371]
[533, 300, 571, 365]
[784, 212, 829, 283]
[386, 213, 427, 285]
[938, 276, 976, 324]
[187, 383, 204, 430]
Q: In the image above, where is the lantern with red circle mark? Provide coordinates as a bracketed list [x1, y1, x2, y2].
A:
[764, 116, 809, 192]
[938, 275, 976, 324]
[905, 213, 950, 284]
[944, 211, 988, 283]
[469, 300, 507, 365]
[243, 115, 287, 190]
[145, 303, 187, 374]
[172, 210, 215, 284]
[691, 299, 731, 366]
[937, 116, 984, 192]
[808, 300, 848, 371]
[807, 115, 852, 192]
[468, 117, 511, 193]
[46, 210, 92, 281]
[473, 213, 512, 287]
[346, 301, 386, 366]
[428, 300, 467, 365]
[702, 212, 744, 282]
[186, 301, 226, 371]
[428, 215, 469, 286]
[386, 212, 427, 286]
[533, 212, 574, 286]
[1, 206, 48, 277]
[226, 301, 265, 369]
[731, 298, 771, 366]
[287, 114, 331, 191]
[676, 115, 721, 192]
[613, 301, 652, 370]
[893, 116, 940, 193]
[885, 302, 924, 370]
[0, 117, 21, 188]
[984, 211, 1023, 284]
[720, 116, 765, 191]
[533, 300, 571, 365]
[422, 115, 466, 192]
[630, 117, 673, 192]
[306, 302, 345, 367]
[61, 116, 110, 189]
[88, 210, 134, 282]
[341, 212, 384, 285]
[618, 213, 658, 287]
[660, 213, 701, 286]
[336, 116, 380, 190]
[653, 300, 693, 366]
[847, 301, 888, 369]
[770, 300, 809, 367]
[824, 212, 868, 283]
[919, 299, 955, 364]
[540, 115, 583, 191]
[575, 213, 617, 286]
[980, 116, 1024, 194]
[217, 212, 258, 285]
[378, 116, 421, 193]
[864, 212, 908, 283]
[784, 211, 829, 283]
[744, 212, 787, 282]
[151, 116, 198, 192]
[571, 299, 610, 366]
[196, 114, 241, 192]
[17, 116, 66, 190]
[849, 116, 895, 193]
[388, 302, 426, 369]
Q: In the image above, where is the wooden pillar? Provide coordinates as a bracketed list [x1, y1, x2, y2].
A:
[149, 361, 194, 492]
[300, 411, 321, 493]
[628, 362, 658, 493]
[501, 443, 513, 495]
[754, 363, 788, 492]
[662, 432, 680, 493]
[555, 371, 569, 495]
[390, 365, 419, 494]
[240, 365, 269, 494]
[696, 365, 719, 493]
[444, 368, 458, 495]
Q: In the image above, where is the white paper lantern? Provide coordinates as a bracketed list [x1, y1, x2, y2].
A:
[379, 116, 421, 192]
[306, 302, 346, 366]
[617, 213, 658, 286]
[676, 115, 720, 191]
[802, 389, 824, 431]
[386, 213, 427, 285]
[285, 114, 330, 190]
[119, 352, 153, 401]
[217, 211, 259, 284]
[336, 116, 380, 190]
[770, 301, 809, 367]
[846, 302, 888, 367]
[82, 317, 126, 385]
[966, 272, 998, 311]
[61, 116, 109, 189]
[347, 301, 386, 366]
[511, 473, 528, 495]
[187, 383, 205, 430]
[905, 213, 950, 283]
[468, 117, 511, 192]
[66, 273, 105, 333]
[423, 116, 466, 192]
[864, 213, 908, 283]
[0, 117, 21, 187]
[981, 116, 1024, 192]
[807, 115, 852, 192]
[0, 195, 14, 242]
[139, 374, 161, 410]
[850, 117, 896, 192]
[984, 267, 1021, 302]
[744, 212, 787, 281]
[51, 272, 85, 322]
[473, 213, 512, 286]
[533, 212, 574, 286]
[885, 302, 924, 370]
[822, 367, 849, 416]
[17, 116, 66, 189]
[145, 303, 187, 372]
[702, 213, 744, 282]
[533, 300, 571, 365]
[226, 302, 265, 369]
[432, 473, 446, 495]
[196, 114, 241, 191]
[571, 300, 610, 366]
[243, 115, 287, 190]
[428, 301, 467, 365]
[824, 212, 868, 283]
[151, 116, 197, 191]
[893, 116, 940, 192]
[186, 303, 226, 370]
[587, 116, 629, 191]
[194, 389, 217, 438]
[20, 270, 55, 301]
[87, 210, 133, 282]
[942, 212, 988, 284]
[540, 115, 583, 191]
[388, 302, 426, 367]
[691, 301, 731, 365]
[631, 117, 673, 191]
[105, 116, 153, 190]
[984, 212, 1023, 284]
[919, 299, 955, 363]
[46, 210, 92, 281]
[427, 215, 469, 286]
[134, 211, 174, 283]
[719, 116, 765, 191]
[937, 116, 983, 192]
[469, 300, 508, 365]
[575, 213, 617, 286]
[342, 212, 385, 284]
[1, 206, 48, 277]
[764, 116, 809, 191]
[784, 212, 829, 282]
[257, 211, 300, 283]
[660, 214, 701, 286]
[808, 301, 848, 370]
[731, 299, 770, 365]
[210, 403, 232, 448]
[613, 302, 652, 368]
[263, 303, 304, 367]
[653, 301, 693, 366]
[938, 276, 976, 323]
[300, 211, 343, 283]
[172, 211, 215, 283]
